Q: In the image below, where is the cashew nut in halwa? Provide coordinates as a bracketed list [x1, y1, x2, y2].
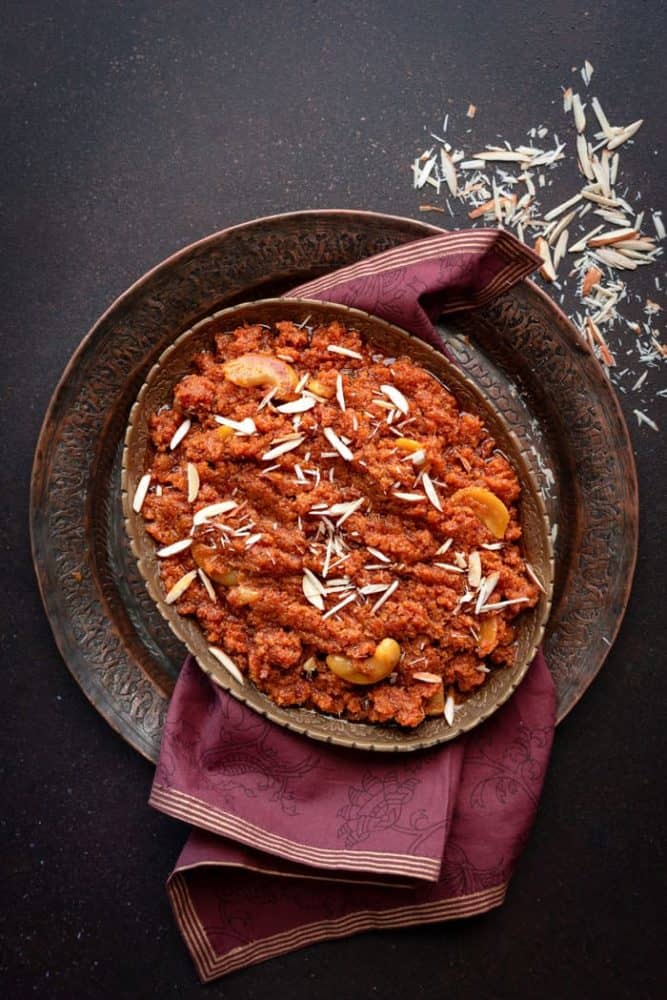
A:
[449, 486, 510, 539]
[425, 682, 445, 716]
[228, 584, 261, 606]
[478, 615, 499, 656]
[222, 353, 298, 399]
[326, 638, 401, 685]
[306, 377, 335, 399]
[191, 542, 239, 586]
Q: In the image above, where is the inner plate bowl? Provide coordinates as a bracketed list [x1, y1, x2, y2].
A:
[121, 297, 553, 751]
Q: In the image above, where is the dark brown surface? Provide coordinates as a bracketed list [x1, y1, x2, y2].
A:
[3, 2, 665, 998]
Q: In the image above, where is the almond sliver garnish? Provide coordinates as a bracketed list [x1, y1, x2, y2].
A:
[467, 550, 482, 588]
[132, 473, 151, 513]
[302, 574, 325, 610]
[165, 570, 197, 604]
[276, 397, 317, 414]
[208, 646, 245, 685]
[323, 427, 354, 461]
[380, 384, 409, 415]
[214, 415, 257, 435]
[393, 491, 426, 502]
[169, 419, 191, 450]
[186, 462, 200, 503]
[157, 538, 193, 558]
[335, 372, 346, 412]
[327, 345, 363, 360]
[261, 436, 305, 462]
[193, 500, 238, 525]
[422, 472, 443, 512]
[197, 568, 217, 602]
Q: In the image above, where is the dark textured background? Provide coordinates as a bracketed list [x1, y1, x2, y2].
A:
[2, 1, 665, 997]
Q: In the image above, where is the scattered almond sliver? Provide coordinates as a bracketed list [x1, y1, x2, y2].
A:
[407, 60, 664, 430]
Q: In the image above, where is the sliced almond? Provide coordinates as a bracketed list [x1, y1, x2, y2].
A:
[326, 345, 363, 360]
[473, 150, 530, 163]
[370, 579, 399, 613]
[547, 209, 577, 247]
[422, 472, 443, 512]
[576, 134, 594, 181]
[585, 316, 616, 366]
[165, 570, 197, 604]
[132, 473, 151, 513]
[208, 646, 245, 685]
[393, 491, 426, 502]
[553, 229, 569, 270]
[261, 436, 305, 462]
[186, 463, 200, 503]
[594, 247, 638, 270]
[214, 415, 257, 435]
[607, 119, 643, 151]
[590, 156, 611, 198]
[193, 500, 238, 525]
[380, 384, 409, 415]
[544, 193, 582, 222]
[467, 550, 482, 588]
[572, 93, 586, 133]
[157, 538, 193, 558]
[440, 148, 458, 196]
[275, 397, 317, 414]
[588, 228, 638, 248]
[197, 568, 217, 602]
[335, 372, 346, 412]
[591, 96, 613, 138]
[534, 237, 556, 281]
[323, 427, 354, 461]
[581, 267, 603, 297]
[302, 574, 325, 610]
[468, 194, 516, 219]
[568, 224, 604, 253]
[169, 419, 191, 450]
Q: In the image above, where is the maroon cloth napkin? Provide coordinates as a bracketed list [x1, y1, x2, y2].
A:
[149, 229, 555, 982]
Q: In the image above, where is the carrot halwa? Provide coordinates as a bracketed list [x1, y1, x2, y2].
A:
[137, 318, 540, 729]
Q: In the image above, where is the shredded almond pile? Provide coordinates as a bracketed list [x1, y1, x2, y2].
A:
[411, 62, 664, 432]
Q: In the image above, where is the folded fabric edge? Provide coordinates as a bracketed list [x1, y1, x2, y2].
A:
[150, 784, 443, 881]
[290, 229, 541, 301]
[168, 872, 508, 983]
[171, 858, 414, 891]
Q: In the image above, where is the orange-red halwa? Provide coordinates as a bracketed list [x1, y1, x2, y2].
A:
[138, 319, 539, 728]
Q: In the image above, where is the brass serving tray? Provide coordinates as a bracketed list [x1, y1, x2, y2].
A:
[30, 210, 638, 761]
[121, 298, 553, 751]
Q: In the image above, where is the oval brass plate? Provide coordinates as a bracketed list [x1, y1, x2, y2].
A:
[122, 297, 553, 752]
